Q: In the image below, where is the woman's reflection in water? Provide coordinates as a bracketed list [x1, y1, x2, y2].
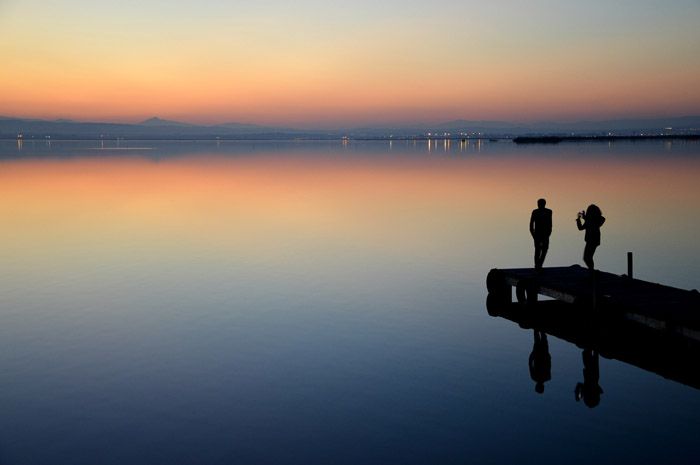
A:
[575, 349, 604, 408]
[529, 330, 551, 394]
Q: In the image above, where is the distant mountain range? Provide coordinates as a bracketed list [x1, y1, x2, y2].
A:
[0, 116, 313, 139]
[139, 117, 193, 127]
[2, 115, 699, 139]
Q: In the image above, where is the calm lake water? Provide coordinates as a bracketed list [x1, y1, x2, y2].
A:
[0, 139, 699, 464]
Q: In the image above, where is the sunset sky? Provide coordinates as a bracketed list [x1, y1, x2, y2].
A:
[1, 0, 699, 127]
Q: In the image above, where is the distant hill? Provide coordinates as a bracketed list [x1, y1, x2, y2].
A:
[0, 117, 311, 139]
[2, 115, 699, 139]
[434, 119, 525, 131]
[139, 117, 192, 127]
[217, 121, 267, 129]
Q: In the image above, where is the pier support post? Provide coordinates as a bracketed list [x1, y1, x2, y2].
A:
[486, 269, 512, 304]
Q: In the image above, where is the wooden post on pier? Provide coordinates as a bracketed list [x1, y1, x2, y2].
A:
[627, 252, 634, 279]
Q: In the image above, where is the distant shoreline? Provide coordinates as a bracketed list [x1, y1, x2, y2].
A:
[512, 135, 700, 144]
[2, 134, 699, 143]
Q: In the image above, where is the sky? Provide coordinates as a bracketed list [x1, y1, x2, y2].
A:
[1, 0, 699, 127]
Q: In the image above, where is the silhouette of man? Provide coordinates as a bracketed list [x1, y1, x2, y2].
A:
[529, 330, 551, 394]
[530, 198, 552, 270]
[575, 349, 603, 408]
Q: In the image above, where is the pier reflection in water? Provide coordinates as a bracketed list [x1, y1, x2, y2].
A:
[487, 298, 700, 408]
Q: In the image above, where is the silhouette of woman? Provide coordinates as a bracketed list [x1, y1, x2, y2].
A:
[575, 349, 603, 408]
[576, 204, 606, 270]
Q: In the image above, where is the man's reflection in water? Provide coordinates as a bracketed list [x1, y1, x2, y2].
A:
[575, 349, 604, 408]
[529, 330, 551, 394]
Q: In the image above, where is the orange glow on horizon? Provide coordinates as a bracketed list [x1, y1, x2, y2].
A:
[1, 2, 699, 126]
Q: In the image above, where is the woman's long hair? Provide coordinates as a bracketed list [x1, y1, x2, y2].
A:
[586, 204, 603, 224]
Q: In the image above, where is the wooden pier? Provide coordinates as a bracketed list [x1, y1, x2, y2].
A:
[486, 265, 700, 343]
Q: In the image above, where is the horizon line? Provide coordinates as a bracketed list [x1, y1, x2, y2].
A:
[3, 113, 700, 130]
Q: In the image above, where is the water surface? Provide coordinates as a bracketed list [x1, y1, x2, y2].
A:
[0, 139, 699, 464]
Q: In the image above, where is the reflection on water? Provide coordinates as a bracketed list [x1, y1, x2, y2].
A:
[488, 298, 700, 410]
[0, 139, 699, 464]
[576, 348, 603, 408]
[529, 330, 551, 394]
